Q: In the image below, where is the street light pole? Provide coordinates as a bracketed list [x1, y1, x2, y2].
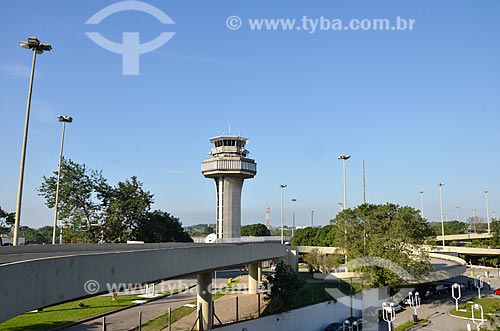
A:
[485, 190, 491, 234]
[279, 184, 287, 244]
[338, 154, 351, 210]
[291, 199, 297, 237]
[438, 182, 445, 247]
[419, 191, 425, 219]
[472, 208, 477, 233]
[52, 116, 73, 244]
[13, 37, 52, 246]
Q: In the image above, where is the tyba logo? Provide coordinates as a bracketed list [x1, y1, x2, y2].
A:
[85, 1, 175, 75]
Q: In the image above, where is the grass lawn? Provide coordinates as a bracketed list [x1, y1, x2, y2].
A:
[0, 294, 142, 331]
[394, 319, 428, 331]
[450, 297, 500, 319]
[291, 273, 362, 309]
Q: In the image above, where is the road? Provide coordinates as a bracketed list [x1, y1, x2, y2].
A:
[392, 273, 500, 331]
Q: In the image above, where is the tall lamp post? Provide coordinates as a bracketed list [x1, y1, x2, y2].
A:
[13, 37, 52, 246]
[419, 191, 425, 219]
[52, 116, 73, 244]
[472, 208, 477, 233]
[338, 154, 351, 210]
[438, 182, 445, 247]
[279, 184, 287, 244]
[485, 190, 490, 234]
[291, 198, 297, 237]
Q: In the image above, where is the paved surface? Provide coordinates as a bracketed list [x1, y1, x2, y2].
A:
[169, 275, 263, 331]
[392, 271, 500, 331]
[63, 277, 229, 331]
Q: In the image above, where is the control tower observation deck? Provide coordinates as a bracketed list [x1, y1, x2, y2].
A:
[201, 136, 257, 239]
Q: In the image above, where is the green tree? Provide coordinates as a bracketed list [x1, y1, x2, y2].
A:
[428, 220, 469, 236]
[19, 226, 53, 244]
[489, 220, 500, 248]
[132, 210, 193, 243]
[0, 206, 15, 232]
[303, 248, 342, 273]
[291, 225, 338, 247]
[263, 261, 304, 313]
[101, 176, 153, 242]
[291, 227, 320, 246]
[331, 203, 434, 287]
[38, 158, 108, 242]
[241, 223, 271, 236]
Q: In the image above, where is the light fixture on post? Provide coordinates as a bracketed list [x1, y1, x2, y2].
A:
[279, 184, 287, 244]
[474, 276, 484, 299]
[419, 191, 425, 219]
[438, 182, 445, 247]
[291, 198, 297, 237]
[408, 291, 421, 323]
[52, 115, 73, 244]
[382, 302, 396, 331]
[471, 303, 484, 331]
[485, 190, 491, 234]
[13, 37, 52, 246]
[452, 283, 462, 311]
[338, 154, 351, 210]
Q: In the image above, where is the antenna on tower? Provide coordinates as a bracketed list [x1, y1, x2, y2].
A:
[362, 160, 367, 204]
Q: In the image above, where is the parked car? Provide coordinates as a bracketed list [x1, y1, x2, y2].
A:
[325, 317, 363, 331]
[325, 322, 343, 331]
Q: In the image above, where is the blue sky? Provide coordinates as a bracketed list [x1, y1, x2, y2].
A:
[1, 0, 499, 229]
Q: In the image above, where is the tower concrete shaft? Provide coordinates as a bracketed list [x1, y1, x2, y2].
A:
[202, 136, 257, 239]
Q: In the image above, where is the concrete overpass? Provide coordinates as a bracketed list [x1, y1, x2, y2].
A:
[433, 245, 500, 256]
[436, 233, 493, 242]
[294, 246, 466, 282]
[0, 243, 289, 328]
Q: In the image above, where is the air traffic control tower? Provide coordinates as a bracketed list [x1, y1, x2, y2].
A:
[202, 136, 257, 239]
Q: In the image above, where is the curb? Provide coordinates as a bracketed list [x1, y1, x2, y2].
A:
[48, 283, 197, 331]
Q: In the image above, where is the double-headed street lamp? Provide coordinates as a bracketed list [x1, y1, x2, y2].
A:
[13, 37, 52, 246]
[52, 116, 73, 244]
[438, 182, 445, 247]
[279, 184, 287, 244]
[338, 154, 351, 210]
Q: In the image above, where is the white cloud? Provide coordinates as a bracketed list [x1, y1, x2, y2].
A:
[165, 169, 183, 175]
[0, 63, 31, 78]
